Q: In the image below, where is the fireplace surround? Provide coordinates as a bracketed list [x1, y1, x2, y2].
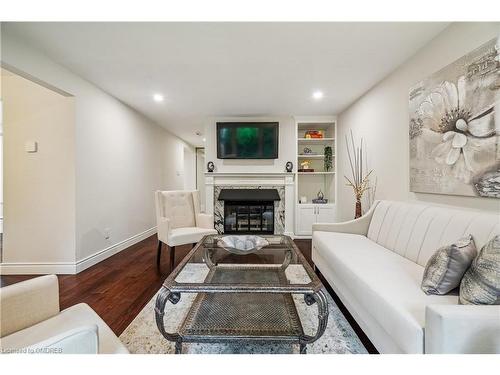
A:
[204, 173, 294, 236]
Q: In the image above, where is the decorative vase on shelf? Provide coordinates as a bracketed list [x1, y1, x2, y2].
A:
[344, 129, 374, 220]
[355, 198, 362, 219]
[317, 190, 324, 200]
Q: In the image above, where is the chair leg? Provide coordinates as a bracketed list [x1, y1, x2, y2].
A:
[169, 246, 176, 273]
[156, 241, 162, 268]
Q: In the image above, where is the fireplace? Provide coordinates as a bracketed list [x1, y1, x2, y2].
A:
[218, 189, 281, 234]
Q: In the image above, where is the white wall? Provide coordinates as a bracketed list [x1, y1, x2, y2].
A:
[1, 30, 195, 271]
[337, 22, 500, 221]
[204, 116, 296, 174]
[2, 68, 76, 268]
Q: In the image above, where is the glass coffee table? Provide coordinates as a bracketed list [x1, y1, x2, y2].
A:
[155, 234, 328, 354]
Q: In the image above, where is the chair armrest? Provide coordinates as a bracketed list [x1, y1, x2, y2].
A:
[156, 217, 171, 244]
[1, 275, 60, 337]
[23, 325, 99, 354]
[196, 213, 214, 229]
[312, 201, 379, 236]
[425, 304, 500, 353]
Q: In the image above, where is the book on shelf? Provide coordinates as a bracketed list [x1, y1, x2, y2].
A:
[304, 130, 324, 139]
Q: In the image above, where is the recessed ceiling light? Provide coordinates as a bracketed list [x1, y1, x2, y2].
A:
[153, 93, 164, 102]
[312, 91, 324, 100]
[202, 138, 206, 142]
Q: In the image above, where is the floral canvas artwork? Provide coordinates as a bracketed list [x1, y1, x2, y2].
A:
[409, 38, 499, 198]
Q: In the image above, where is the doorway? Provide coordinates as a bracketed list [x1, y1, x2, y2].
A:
[195, 148, 206, 212]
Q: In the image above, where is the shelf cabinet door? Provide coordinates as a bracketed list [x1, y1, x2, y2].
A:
[296, 206, 316, 235]
[316, 205, 336, 223]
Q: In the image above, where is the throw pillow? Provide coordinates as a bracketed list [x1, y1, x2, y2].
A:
[460, 235, 500, 305]
[421, 235, 477, 295]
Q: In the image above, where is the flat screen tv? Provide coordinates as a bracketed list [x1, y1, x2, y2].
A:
[217, 122, 279, 159]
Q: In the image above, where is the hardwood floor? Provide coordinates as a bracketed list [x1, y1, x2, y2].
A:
[0, 236, 376, 353]
[0, 236, 196, 335]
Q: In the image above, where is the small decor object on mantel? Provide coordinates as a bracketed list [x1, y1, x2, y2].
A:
[285, 161, 293, 173]
[217, 235, 269, 255]
[345, 130, 373, 219]
[324, 146, 333, 172]
[207, 161, 215, 173]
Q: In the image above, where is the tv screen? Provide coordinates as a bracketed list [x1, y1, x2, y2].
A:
[217, 122, 279, 159]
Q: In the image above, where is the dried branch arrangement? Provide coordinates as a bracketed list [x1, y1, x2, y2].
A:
[344, 130, 374, 218]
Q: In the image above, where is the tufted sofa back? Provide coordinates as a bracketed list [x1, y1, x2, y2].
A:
[155, 190, 201, 229]
[367, 200, 500, 267]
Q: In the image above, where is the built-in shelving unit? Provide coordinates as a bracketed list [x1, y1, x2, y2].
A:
[297, 137, 335, 143]
[294, 116, 338, 236]
[297, 171, 335, 175]
[298, 154, 326, 159]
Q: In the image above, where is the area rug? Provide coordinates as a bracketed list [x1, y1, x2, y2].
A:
[119, 264, 367, 354]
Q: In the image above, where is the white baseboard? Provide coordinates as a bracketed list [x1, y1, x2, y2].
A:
[292, 234, 312, 239]
[0, 262, 76, 275]
[75, 227, 157, 273]
[0, 227, 157, 275]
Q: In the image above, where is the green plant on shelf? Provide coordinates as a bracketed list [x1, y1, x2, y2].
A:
[324, 146, 333, 171]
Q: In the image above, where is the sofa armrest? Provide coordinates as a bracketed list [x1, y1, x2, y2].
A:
[196, 213, 214, 229]
[24, 325, 99, 354]
[156, 217, 171, 244]
[312, 201, 379, 236]
[1, 275, 60, 338]
[425, 304, 500, 354]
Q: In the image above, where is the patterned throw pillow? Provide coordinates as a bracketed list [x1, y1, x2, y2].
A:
[421, 235, 477, 295]
[460, 235, 500, 305]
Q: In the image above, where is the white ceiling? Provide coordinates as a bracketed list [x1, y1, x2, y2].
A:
[3, 22, 449, 146]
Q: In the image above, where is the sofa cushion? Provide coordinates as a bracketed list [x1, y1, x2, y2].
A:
[25, 325, 99, 354]
[367, 200, 500, 267]
[0, 303, 128, 354]
[460, 235, 500, 305]
[421, 235, 477, 295]
[313, 230, 457, 353]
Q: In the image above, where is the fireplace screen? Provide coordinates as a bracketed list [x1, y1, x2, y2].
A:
[224, 201, 274, 234]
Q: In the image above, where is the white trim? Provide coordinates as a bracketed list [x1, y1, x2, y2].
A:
[75, 227, 157, 273]
[0, 262, 76, 275]
[204, 172, 291, 177]
[0, 227, 157, 275]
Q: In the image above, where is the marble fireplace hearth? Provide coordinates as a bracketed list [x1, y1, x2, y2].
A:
[204, 173, 295, 236]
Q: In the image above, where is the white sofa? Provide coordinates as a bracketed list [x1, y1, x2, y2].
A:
[0, 275, 129, 354]
[312, 200, 500, 354]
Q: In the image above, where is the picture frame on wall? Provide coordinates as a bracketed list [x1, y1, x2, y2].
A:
[409, 38, 499, 198]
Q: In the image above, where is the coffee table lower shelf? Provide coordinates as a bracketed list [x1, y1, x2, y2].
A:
[176, 291, 304, 352]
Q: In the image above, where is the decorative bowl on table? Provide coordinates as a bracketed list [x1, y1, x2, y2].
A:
[217, 235, 269, 255]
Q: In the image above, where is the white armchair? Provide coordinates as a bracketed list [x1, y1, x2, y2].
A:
[0, 275, 128, 354]
[155, 190, 217, 271]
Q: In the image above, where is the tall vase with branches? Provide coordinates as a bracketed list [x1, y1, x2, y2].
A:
[345, 130, 373, 219]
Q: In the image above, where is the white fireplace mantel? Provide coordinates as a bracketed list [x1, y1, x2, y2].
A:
[204, 172, 295, 236]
